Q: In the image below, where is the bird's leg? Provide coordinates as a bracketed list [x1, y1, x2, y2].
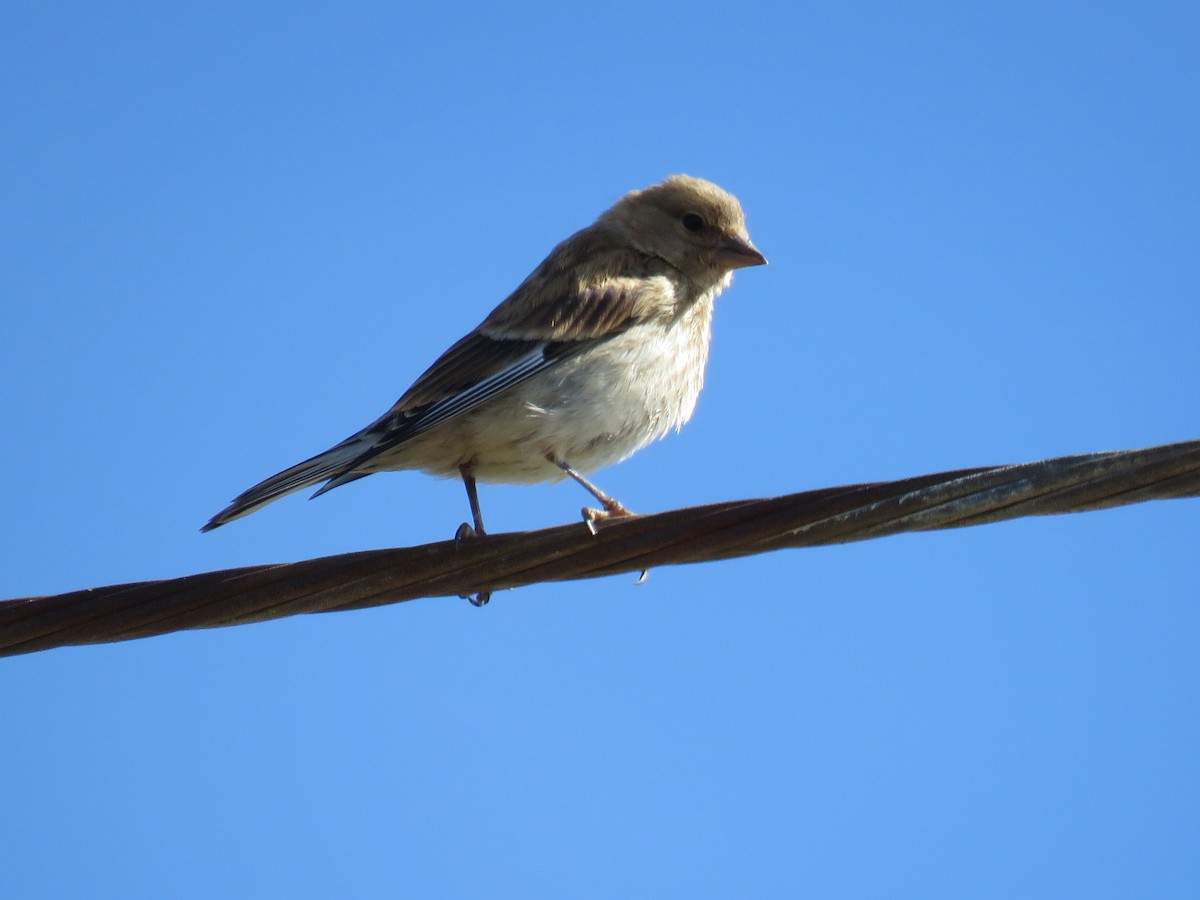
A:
[457, 464, 487, 537]
[456, 464, 491, 607]
[546, 454, 636, 534]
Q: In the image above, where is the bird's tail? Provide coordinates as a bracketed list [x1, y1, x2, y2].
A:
[201, 437, 370, 531]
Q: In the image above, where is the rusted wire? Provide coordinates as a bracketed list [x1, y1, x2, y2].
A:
[3, 439, 1197, 657]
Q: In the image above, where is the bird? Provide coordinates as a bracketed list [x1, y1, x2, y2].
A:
[202, 174, 766, 539]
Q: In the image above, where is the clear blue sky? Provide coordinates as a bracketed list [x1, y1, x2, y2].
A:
[4, 3, 1199, 897]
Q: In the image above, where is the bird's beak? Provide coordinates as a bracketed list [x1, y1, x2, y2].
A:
[718, 233, 768, 269]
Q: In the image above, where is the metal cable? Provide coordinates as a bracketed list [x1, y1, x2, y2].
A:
[3, 439, 1197, 657]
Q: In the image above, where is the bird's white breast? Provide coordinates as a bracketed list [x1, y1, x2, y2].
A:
[390, 289, 719, 484]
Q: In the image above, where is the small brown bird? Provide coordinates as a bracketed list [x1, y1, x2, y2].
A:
[203, 175, 766, 537]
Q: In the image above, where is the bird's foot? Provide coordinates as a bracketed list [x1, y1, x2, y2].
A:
[454, 521, 492, 606]
[581, 499, 636, 535]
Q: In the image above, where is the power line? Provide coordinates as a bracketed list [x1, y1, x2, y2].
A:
[3, 439, 1197, 657]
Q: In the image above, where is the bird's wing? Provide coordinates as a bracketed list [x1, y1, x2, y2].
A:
[326, 245, 675, 478]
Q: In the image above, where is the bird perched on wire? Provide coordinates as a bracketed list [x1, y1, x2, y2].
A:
[202, 174, 766, 538]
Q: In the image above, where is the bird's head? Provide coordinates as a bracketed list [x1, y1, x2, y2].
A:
[602, 174, 767, 281]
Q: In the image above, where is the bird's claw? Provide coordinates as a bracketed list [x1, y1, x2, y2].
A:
[465, 590, 491, 607]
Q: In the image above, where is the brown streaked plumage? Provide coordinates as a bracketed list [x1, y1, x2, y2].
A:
[203, 175, 766, 537]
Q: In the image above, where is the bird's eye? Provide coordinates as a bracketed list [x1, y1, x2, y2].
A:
[681, 213, 705, 233]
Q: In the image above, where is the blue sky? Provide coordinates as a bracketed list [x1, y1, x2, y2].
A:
[3, 2, 1199, 896]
